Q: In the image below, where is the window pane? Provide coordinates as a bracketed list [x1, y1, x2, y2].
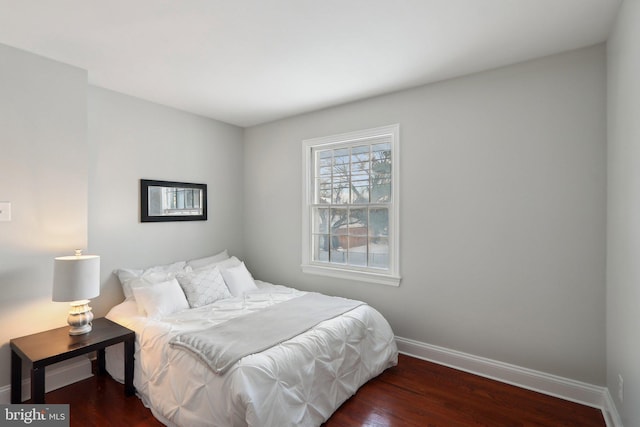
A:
[317, 149, 332, 168]
[313, 234, 329, 262]
[330, 208, 349, 236]
[333, 148, 350, 176]
[371, 181, 391, 203]
[347, 239, 367, 267]
[319, 165, 332, 177]
[352, 167, 369, 181]
[351, 144, 370, 157]
[369, 208, 388, 237]
[348, 208, 368, 229]
[316, 150, 333, 175]
[330, 243, 347, 264]
[352, 147, 369, 174]
[371, 143, 391, 202]
[351, 180, 370, 204]
[332, 180, 349, 204]
[347, 208, 368, 267]
[372, 142, 391, 160]
[316, 178, 331, 204]
[347, 234, 368, 249]
[313, 207, 329, 233]
[369, 237, 389, 269]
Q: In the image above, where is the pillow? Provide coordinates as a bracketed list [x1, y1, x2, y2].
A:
[187, 256, 242, 273]
[115, 261, 186, 299]
[121, 272, 171, 299]
[186, 249, 229, 270]
[176, 266, 232, 308]
[220, 262, 258, 297]
[132, 278, 189, 318]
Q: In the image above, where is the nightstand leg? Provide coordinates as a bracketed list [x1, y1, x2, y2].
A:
[97, 348, 106, 375]
[11, 350, 22, 403]
[31, 366, 45, 404]
[124, 337, 135, 396]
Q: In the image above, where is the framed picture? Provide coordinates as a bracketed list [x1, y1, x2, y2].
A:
[140, 179, 207, 222]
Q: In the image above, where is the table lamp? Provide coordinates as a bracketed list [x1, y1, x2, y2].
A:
[52, 250, 100, 335]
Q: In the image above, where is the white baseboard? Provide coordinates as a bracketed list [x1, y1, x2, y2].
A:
[0, 357, 93, 403]
[395, 336, 623, 427]
[602, 388, 624, 427]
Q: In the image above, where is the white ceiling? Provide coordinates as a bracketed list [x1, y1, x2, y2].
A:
[0, 0, 621, 127]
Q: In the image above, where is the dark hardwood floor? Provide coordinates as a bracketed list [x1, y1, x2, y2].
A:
[41, 353, 605, 426]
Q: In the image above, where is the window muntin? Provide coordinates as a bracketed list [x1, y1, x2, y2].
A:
[302, 125, 400, 286]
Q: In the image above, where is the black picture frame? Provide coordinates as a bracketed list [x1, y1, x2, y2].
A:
[140, 179, 207, 222]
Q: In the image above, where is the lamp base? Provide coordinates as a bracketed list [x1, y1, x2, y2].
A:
[67, 300, 94, 335]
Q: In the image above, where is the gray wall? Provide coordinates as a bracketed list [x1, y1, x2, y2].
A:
[607, 1, 640, 424]
[0, 43, 89, 386]
[87, 87, 245, 316]
[243, 45, 607, 385]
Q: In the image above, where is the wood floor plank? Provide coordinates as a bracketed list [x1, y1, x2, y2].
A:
[40, 353, 605, 426]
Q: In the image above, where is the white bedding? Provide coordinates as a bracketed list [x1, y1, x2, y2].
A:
[105, 281, 398, 427]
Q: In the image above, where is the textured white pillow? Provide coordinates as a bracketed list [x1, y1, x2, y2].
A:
[186, 250, 229, 270]
[132, 278, 189, 318]
[220, 262, 258, 297]
[115, 261, 186, 299]
[176, 266, 232, 308]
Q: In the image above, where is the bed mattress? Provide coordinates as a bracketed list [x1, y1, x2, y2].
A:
[105, 281, 397, 427]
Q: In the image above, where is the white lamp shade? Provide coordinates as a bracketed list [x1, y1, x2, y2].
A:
[52, 254, 100, 302]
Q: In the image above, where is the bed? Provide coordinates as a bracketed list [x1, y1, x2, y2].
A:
[105, 252, 398, 427]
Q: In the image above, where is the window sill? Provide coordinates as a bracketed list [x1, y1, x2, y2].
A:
[301, 264, 401, 287]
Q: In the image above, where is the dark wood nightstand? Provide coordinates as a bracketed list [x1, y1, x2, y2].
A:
[10, 317, 135, 404]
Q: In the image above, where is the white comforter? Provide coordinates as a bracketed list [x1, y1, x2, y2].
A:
[105, 281, 398, 427]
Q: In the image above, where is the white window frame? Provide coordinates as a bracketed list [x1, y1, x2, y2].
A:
[301, 124, 401, 286]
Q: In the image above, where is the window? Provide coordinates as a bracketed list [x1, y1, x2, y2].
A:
[302, 124, 400, 286]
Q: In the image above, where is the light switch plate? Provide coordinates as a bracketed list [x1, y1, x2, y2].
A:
[0, 202, 12, 221]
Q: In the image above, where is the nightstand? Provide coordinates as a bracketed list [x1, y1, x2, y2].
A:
[10, 317, 135, 404]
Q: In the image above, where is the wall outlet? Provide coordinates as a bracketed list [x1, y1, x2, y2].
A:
[618, 374, 624, 403]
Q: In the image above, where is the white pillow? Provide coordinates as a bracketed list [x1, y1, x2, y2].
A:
[132, 278, 189, 318]
[122, 272, 171, 299]
[187, 256, 242, 273]
[115, 261, 186, 299]
[176, 266, 232, 308]
[220, 262, 258, 297]
[186, 250, 229, 270]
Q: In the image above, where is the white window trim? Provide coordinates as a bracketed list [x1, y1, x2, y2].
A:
[301, 124, 401, 287]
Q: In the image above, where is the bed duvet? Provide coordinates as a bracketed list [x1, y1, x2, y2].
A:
[105, 281, 398, 427]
